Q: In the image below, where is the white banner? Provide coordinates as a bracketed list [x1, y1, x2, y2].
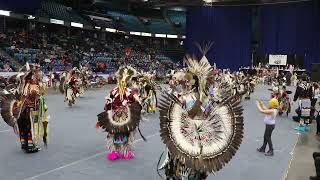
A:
[269, 54, 287, 66]
[0, 72, 19, 77]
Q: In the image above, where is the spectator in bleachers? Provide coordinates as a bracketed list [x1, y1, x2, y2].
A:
[1, 27, 180, 74]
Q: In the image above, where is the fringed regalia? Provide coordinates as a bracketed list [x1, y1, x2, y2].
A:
[77, 66, 90, 97]
[158, 55, 245, 180]
[0, 63, 49, 153]
[244, 76, 256, 100]
[96, 66, 142, 161]
[277, 86, 291, 116]
[138, 73, 158, 114]
[81, 67, 90, 89]
[61, 69, 79, 107]
[59, 72, 66, 94]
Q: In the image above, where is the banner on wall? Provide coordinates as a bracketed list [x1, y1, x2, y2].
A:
[269, 54, 287, 66]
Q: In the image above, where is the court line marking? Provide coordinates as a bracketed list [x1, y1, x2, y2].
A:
[25, 133, 160, 180]
[282, 132, 301, 180]
[0, 129, 10, 133]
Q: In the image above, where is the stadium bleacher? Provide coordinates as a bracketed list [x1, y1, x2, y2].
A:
[147, 18, 174, 34]
[37, 0, 91, 25]
[108, 11, 146, 32]
[168, 10, 186, 35]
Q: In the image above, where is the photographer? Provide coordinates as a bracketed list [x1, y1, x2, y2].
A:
[256, 98, 279, 156]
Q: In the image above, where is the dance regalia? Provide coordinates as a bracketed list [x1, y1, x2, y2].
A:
[138, 73, 158, 113]
[62, 70, 79, 107]
[80, 69, 90, 90]
[0, 66, 49, 153]
[96, 66, 142, 161]
[68, 76, 79, 95]
[77, 68, 89, 97]
[158, 55, 244, 179]
[244, 81, 251, 99]
[244, 77, 255, 100]
[65, 75, 78, 105]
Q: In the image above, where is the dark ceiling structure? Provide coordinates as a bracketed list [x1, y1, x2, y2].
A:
[68, 0, 313, 18]
[90, 0, 312, 8]
[0, 0, 313, 15]
[72, 0, 313, 10]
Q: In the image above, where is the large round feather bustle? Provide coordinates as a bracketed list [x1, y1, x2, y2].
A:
[0, 94, 19, 127]
[159, 92, 244, 173]
[97, 102, 142, 134]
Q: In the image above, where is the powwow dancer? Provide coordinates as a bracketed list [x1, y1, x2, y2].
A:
[138, 72, 158, 114]
[61, 69, 79, 107]
[96, 66, 143, 161]
[0, 63, 49, 153]
[158, 54, 245, 179]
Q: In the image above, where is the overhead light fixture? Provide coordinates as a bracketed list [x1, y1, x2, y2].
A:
[141, 32, 152, 37]
[106, 28, 117, 32]
[167, 34, 178, 39]
[130, 32, 141, 36]
[155, 34, 166, 38]
[0, 10, 10, 16]
[27, 15, 35, 20]
[95, 26, 101, 30]
[71, 22, 83, 28]
[50, 19, 64, 25]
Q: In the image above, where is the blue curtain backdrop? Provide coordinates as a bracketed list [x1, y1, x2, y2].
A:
[306, 1, 320, 70]
[258, 1, 320, 70]
[185, 6, 252, 71]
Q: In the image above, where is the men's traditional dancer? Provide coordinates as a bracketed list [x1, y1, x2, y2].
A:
[244, 75, 256, 100]
[138, 72, 157, 113]
[61, 69, 79, 107]
[96, 66, 142, 161]
[158, 56, 245, 180]
[0, 63, 49, 153]
[78, 67, 90, 96]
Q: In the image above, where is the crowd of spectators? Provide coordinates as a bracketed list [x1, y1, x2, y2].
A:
[0, 55, 15, 72]
[0, 27, 180, 75]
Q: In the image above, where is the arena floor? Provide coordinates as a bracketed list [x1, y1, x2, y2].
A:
[0, 85, 310, 180]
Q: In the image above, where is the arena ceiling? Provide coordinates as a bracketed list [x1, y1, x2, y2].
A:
[74, 0, 313, 16]
[0, 0, 312, 15]
[91, 0, 312, 8]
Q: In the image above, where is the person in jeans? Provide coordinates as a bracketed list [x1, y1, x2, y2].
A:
[316, 112, 320, 135]
[256, 98, 279, 156]
[310, 152, 320, 180]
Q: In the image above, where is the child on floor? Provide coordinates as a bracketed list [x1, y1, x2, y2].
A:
[256, 98, 279, 156]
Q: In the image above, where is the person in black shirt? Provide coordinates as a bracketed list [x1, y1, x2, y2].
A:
[311, 152, 320, 180]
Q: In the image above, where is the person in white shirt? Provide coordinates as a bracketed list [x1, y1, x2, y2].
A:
[256, 98, 279, 156]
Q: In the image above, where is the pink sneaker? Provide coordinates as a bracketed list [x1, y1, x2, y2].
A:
[106, 151, 120, 161]
[121, 150, 134, 160]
